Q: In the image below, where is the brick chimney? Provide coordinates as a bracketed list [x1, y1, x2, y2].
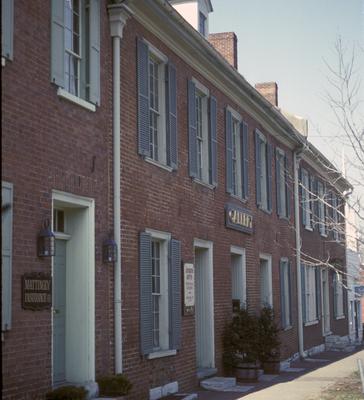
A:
[255, 82, 278, 107]
[208, 32, 238, 69]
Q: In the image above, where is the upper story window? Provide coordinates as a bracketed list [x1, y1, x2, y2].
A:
[317, 180, 327, 236]
[51, 0, 100, 107]
[255, 130, 272, 212]
[276, 149, 290, 218]
[226, 108, 248, 199]
[300, 168, 312, 230]
[137, 39, 178, 170]
[2, 0, 14, 62]
[332, 193, 340, 241]
[199, 11, 206, 36]
[188, 79, 217, 187]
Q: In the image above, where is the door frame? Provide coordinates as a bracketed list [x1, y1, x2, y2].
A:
[321, 268, 331, 336]
[193, 238, 214, 369]
[51, 190, 95, 386]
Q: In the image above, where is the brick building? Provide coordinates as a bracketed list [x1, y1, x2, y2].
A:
[1, 0, 353, 399]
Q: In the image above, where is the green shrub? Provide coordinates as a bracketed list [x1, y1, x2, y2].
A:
[45, 386, 87, 400]
[97, 374, 132, 396]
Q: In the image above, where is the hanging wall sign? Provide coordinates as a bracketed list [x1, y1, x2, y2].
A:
[183, 263, 195, 316]
[22, 273, 52, 310]
[225, 203, 253, 234]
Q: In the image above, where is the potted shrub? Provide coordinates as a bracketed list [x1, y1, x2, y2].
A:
[46, 386, 87, 400]
[257, 306, 281, 374]
[223, 307, 261, 381]
[97, 374, 132, 399]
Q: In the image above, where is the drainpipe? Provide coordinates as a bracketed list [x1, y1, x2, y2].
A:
[293, 149, 306, 358]
[108, 3, 131, 374]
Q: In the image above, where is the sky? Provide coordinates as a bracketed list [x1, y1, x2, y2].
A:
[210, 0, 364, 198]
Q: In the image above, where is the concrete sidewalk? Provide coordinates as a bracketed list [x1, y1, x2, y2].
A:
[195, 348, 364, 400]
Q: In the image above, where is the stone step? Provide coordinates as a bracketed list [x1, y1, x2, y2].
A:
[200, 377, 236, 391]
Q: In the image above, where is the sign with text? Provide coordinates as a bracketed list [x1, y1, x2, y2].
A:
[225, 203, 253, 234]
[183, 263, 195, 316]
[22, 273, 52, 310]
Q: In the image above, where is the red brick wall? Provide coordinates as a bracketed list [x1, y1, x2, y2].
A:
[1, 1, 114, 399]
[208, 32, 238, 69]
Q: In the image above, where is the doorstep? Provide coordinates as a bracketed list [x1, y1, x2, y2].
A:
[196, 368, 217, 380]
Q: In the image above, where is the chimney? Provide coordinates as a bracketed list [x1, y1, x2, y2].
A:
[208, 32, 238, 69]
[255, 82, 278, 107]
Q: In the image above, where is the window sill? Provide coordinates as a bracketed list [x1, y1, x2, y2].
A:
[320, 233, 328, 238]
[230, 194, 247, 203]
[147, 349, 177, 360]
[258, 205, 272, 215]
[278, 214, 290, 222]
[323, 331, 332, 337]
[145, 157, 173, 172]
[304, 319, 319, 327]
[304, 225, 313, 232]
[192, 178, 215, 190]
[283, 325, 293, 332]
[57, 88, 96, 112]
[335, 315, 345, 320]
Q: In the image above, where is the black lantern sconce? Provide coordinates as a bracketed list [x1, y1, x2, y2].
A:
[38, 219, 55, 257]
[103, 237, 117, 264]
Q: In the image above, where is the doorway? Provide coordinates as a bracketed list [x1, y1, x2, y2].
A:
[321, 268, 331, 335]
[52, 191, 95, 386]
[194, 239, 214, 373]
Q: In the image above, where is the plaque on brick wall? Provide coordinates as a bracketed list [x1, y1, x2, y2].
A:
[22, 273, 52, 310]
[183, 263, 195, 316]
[225, 203, 253, 234]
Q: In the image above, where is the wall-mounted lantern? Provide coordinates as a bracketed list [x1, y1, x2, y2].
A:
[38, 219, 55, 257]
[103, 237, 117, 264]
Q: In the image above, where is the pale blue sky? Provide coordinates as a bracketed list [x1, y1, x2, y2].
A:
[210, 0, 364, 178]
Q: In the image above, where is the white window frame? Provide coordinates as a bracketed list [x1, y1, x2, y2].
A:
[317, 181, 327, 237]
[193, 79, 210, 185]
[301, 168, 312, 230]
[145, 43, 168, 167]
[256, 131, 269, 211]
[145, 228, 171, 353]
[231, 246, 246, 310]
[199, 11, 207, 36]
[304, 265, 318, 324]
[276, 148, 288, 218]
[259, 253, 272, 308]
[334, 273, 345, 319]
[280, 258, 292, 329]
[228, 107, 243, 199]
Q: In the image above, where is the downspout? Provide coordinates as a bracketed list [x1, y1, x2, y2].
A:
[108, 3, 131, 374]
[293, 148, 306, 358]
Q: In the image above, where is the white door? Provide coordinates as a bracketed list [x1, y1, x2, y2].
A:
[195, 247, 214, 370]
[53, 239, 67, 385]
[321, 269, 330, 335]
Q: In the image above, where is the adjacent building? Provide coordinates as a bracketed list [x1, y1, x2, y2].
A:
[1, 0, 354, 399]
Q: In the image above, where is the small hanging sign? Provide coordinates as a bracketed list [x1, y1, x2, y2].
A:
[183, 263, 195, 316]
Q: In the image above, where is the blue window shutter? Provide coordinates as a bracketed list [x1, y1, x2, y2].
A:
[169, 239, 181, 350]
[301, 264, 306, 324]
[137, 39, 150, 157]
[267, 143, 273, 212]
[225, 109, 233, 193]
[51, 0, 65, 87]
[255, 131, 262, 206]
[288, 261, 292, 326]
[188, 79, 197, 177]
[2, 182, 13, 331]
[285, 155, 290, 218]
[276, 150, 282, 216]
[299, 168, 305, 226]
[279, 260, 286, 328]
[89, 0, 100, 105]
[1, 0, 13, 60]
[139, 232, 153, 355]
[315, 267, 321, 319]
[308, 174, 314, 227]
[241, 122, 249, 199]
[167, 63, 178, 170]
[209, 96, 217, 186]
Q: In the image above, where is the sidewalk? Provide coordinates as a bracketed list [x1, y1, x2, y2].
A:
[195, 347, 364, 400]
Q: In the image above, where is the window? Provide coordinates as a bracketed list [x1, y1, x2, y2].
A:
[188, 79, 217, 186]
[317, 181, 327, 236]
[255, 130, 272, 212]
[226, 108, 248, 199]
[301, 168, 312, 229]
[276, 149, 290, 218]
[301, 264, 319, 324]
[332, 194, 340, 241]
[139, 230, 181, 356]
[2, 181, 13, 331]
[2, 0, 14, 62]
[53, 209, 65, 233]
[199, 11, 206, 36]
[231, 246, 246, 312]
[137, 39, 177, 170]
[334, 273, 344, 318]
[51, 0, 100, 106]
[280, 259, 292, 328]
[260, 255, 272, 307]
